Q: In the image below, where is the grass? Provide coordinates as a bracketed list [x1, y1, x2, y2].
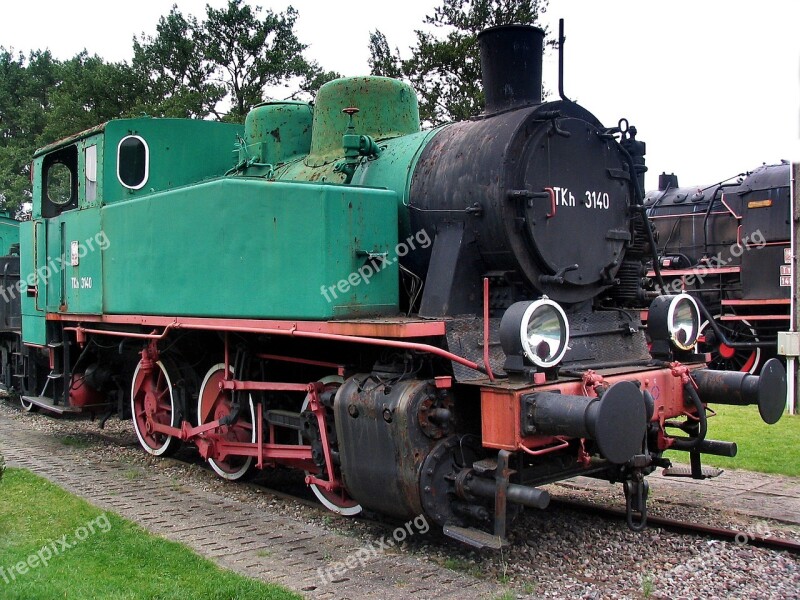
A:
[0, 468, 301, 600]
[441, 556, 484, 578]
[523, 582, 536, 594]
[664, 404, 800, 476]
[59, 435, 91, 449]
[122, 468, 142, 480]
[641, 572, 654, 598]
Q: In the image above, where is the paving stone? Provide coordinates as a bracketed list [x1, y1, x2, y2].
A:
[0, 417, 504, 600]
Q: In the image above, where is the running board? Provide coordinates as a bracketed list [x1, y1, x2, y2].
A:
[21, 396, 82, 414]
[442, 525, 506, 549]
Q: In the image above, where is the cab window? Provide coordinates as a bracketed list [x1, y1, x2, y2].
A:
[85, 144, 98, 203]
[42, 145, 78, 217]
[117, 135, 149, 189]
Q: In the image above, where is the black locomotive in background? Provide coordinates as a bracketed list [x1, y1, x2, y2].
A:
[645, 162, 792, 373]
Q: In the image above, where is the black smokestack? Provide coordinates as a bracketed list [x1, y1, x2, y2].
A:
[478, 24, 544, 115]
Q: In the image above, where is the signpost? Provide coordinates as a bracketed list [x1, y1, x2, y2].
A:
[778, 163, 800, 414]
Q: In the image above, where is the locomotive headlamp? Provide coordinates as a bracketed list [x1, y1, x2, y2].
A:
[500, 299, 570, 370]
[647, 294, 701, 355]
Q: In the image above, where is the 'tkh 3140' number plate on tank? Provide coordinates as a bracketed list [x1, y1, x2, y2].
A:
[71, 277, 93, 289]
[552, 187, 611, 210]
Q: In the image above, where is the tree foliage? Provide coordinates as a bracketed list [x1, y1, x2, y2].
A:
[132, 1, 336, 122]
[45, 53, 145, 141]
[0, 49, 58, 213]
[369, 0, 550, 126]
[0, 1, 334, 212]
[131, 8, 223, 119]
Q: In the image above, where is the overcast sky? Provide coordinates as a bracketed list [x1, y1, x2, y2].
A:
[1, 0, 798, 189]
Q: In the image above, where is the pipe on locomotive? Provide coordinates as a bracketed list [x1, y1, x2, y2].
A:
[557, 18, 571, 103]
[695, 299, 776, 349]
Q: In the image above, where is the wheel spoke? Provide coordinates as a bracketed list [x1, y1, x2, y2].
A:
[300, 375, 362, 516]
[131, 359, 178, 457]
[198, 363, 256, 481]
[699, 315, 761, 374]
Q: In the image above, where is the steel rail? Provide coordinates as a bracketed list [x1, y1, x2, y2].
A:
[551, 498, 800, 554]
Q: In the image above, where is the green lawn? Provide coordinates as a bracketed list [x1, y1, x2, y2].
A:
[0, 468, 301, 600]
[664, 404, 800, 477]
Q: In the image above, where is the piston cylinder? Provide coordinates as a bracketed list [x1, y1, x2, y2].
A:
[333, 375, 447, 519]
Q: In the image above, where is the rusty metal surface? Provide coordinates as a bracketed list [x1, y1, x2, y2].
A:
[47, 312, 447, 338]
[445, 317, 506, 381]
[334, 377, 442, 519]
[479, 366, 687, 451]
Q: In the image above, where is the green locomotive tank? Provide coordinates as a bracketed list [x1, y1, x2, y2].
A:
[20, 115, 399, 347]
[236, 76, 434, 239]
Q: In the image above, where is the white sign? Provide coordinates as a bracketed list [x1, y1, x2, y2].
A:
[70, 241, 79, 266]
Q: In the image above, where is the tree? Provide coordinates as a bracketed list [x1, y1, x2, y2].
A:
[203, 0, 337, 120]
[0, 2, 335, 209]
[368, 31, 403, 79]
[131, 7, 225, 119]
[132, 1, 336, 123]
[370, 0, 550, 126]
[0, 49, 59, 213]
[44, 53, 146, 141]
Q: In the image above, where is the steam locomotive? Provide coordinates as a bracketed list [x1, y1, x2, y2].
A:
[645, 162, 792, 374]
[0, 24, 786, 548]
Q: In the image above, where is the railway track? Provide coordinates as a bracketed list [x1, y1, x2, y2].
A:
[83, 415, 800, 556]
[551, 499, 800, 555]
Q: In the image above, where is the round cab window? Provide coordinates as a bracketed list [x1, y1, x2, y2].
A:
[117, 135, 149, 189]
[46, 162, 74, 205]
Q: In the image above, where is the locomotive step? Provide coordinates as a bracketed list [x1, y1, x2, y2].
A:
[661, 465, 724, 479]
[20, 396, 81, 414]
[443, 524, 507, 549]
[472, 458, 499, 474]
